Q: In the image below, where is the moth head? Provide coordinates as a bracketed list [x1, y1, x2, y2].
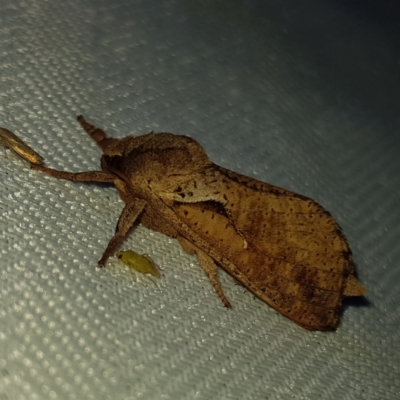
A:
[101, 132, 211, 179]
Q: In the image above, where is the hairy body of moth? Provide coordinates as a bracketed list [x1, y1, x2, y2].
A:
[26, 116, 365, 331]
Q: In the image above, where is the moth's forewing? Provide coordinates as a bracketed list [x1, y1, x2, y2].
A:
[166, 170, 355, 331]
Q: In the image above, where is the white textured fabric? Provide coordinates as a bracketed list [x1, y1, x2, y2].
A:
[1, 1, 399, 399]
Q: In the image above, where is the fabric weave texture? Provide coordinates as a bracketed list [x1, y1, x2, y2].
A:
[1, 1, 399, 399]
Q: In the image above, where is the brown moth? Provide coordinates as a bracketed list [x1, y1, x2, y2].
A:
[0, 127, 44, 164]
[27, 116, 365, 330]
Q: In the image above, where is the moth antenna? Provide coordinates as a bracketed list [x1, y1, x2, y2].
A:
[77, 115, 117, 152]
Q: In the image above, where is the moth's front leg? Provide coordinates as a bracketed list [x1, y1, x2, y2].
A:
[31, 163, 116, 183]
[178, 237, 232, 308]
[98, 198, 147, 266]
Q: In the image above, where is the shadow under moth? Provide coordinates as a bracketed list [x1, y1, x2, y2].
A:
[2, 116, 366, 330]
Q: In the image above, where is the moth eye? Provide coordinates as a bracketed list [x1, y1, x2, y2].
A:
[117, 254, 122, 259]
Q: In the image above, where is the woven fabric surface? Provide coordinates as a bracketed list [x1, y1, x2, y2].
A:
[1, 1, 399, 399]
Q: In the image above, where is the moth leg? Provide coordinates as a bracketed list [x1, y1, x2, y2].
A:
[30, 163, 116, 183]
[178, 237, 232, 308]
[98, 198, 147, 266]
[77, 115, 107, 144]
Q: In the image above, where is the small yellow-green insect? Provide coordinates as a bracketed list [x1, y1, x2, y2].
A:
[116, 250, 161, 279]
[0, 127, 44, 164]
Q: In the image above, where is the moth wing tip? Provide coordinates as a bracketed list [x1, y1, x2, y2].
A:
[344, 275, 367, 297]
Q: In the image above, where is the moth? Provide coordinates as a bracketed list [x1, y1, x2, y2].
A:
[19, 115, 365, 330]
[0, 127, 44, 165]
[116, 250, 161, 279]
